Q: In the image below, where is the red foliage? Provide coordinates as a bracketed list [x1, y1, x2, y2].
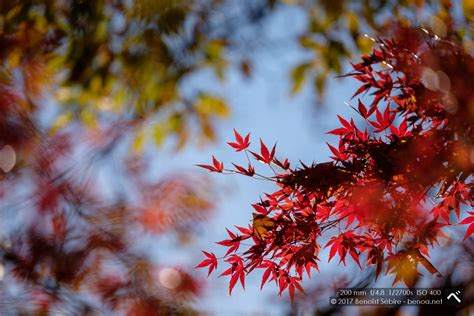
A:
[197, 27, 474, 301]
[0, 70, 213, 314]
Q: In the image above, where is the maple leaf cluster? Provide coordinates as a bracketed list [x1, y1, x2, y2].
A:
[197, 26, 473, 301]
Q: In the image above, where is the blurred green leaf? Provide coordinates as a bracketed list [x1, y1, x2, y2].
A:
[290, 63, 311, 95]
[314, 72, 327, 98]
[153, 124, 166, 147]
[195, 94, 229, 118]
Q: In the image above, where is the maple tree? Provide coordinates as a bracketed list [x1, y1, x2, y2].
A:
[197, 25, 474, 302]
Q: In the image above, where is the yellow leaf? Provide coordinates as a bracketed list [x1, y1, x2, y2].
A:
[97, 97, 114, 111]
[112, 89, 127, 112]
[252, 213, 275, 239]
[200, 118, 215, 141]
[206, 40, 225, 61]
[50, 112, 73, 133]
[314, 72, 327, 97]
[463, 0, 474, 21]
[195, 95, 229, 118]
[175, 126, 188, 150]
[153, 124, 166, 147]
[8, 49, 21, 69]
[90, 76, 102, 93]
[131, 130, 145, 153]
[80, 110, 97, 128]
[290, 63, 311, 95]
[95, 20, 108, 41]
[346, 12, 359, 35]
[167, 113, 182, 132]
[56, 87, 73, 102]
[357, 35, 374, 55]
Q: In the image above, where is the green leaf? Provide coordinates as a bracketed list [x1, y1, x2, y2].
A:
[131, 130, 146, 153]
[290, 63, 311, 95]
[315, 72, 327, 98]
[153, 124, 166, 147]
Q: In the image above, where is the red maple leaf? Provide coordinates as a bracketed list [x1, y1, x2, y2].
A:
[459, 212, 474, 240]
[250, 139, 276, 164]
[227, 129, 250, 152]
[196, 155, 224, 173]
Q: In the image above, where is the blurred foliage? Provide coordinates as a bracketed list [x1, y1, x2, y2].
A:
[0, 115, 215, 314]
[0, 114, 214, 314]
[1, 0, 472, 148]
[0, 0, 236, 151]
[0, 1, 222, 314]
[285, 0, 474, 99]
